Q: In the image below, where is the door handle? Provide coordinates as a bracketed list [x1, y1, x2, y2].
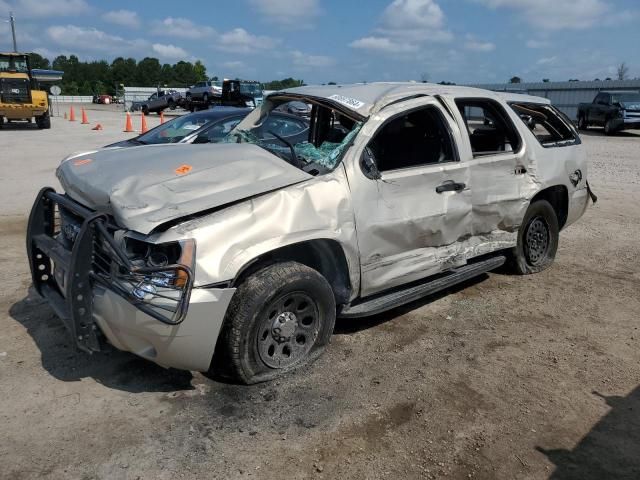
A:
[436, 180, 466, 193]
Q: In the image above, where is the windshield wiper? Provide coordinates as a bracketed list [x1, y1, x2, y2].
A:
[268, 130, 302, 168]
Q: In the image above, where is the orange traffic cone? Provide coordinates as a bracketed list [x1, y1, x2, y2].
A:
[81, 108, 89, 124]
[69, 106, 76, 122]
[123, 112, 134, 132]
[159, 111, 165, 124]
[140, 112, 148, 134]
[92, 123, 103, 131]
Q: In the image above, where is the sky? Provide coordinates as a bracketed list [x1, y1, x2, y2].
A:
[0, 0, 638, 84]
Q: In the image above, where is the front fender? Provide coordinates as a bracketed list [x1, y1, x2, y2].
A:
[154, 166, 360, 294]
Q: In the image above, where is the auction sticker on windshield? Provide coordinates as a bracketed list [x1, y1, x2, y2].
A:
[328, 94, 365, 110]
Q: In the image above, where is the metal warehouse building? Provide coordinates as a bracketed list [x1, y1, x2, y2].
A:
[469, 80, 640, 120]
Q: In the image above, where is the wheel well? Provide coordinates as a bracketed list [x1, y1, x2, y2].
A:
[531, 185, 568, 228]
[231, 239, 352, 305]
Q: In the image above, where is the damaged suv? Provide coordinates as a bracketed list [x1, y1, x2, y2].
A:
[27, 83, 595, 383]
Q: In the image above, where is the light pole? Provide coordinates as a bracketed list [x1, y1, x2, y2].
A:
[10, 12, 17, 52]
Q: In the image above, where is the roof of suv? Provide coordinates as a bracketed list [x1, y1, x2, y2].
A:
[274, 82, 549, 118]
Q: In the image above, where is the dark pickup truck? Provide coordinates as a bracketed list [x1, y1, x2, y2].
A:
[577, 91, 640, 135]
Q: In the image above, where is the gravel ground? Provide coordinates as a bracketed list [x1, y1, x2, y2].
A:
[1, 110, 639, 480]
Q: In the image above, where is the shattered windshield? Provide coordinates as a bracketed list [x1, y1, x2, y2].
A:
[222, 107, 362, 172]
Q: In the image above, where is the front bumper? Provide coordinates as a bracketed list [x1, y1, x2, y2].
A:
[0, 104, 47, 120]
[26, 188, 236, 371]
[611, 117, 640, 131]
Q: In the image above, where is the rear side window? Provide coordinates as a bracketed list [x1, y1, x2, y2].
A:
[455, 99, 522, 157]
[510, 102, 580, 147]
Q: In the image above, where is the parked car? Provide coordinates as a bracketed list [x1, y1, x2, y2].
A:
[104, 107, 309, 148]
[577, 91, 640, 135]
[92, 94, 112, 104]
[277, 100, 311, 118]
[130, 89, 182, 114]
[186, 81, 222, 103]
[27, 83, 595, 384]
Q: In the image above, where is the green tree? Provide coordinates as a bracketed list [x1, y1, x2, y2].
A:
[28, 53, 50, 69]
[193, 60, 207, 82]
[136, 57, 162, 86]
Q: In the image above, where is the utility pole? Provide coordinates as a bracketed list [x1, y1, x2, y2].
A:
[10, 12, 18, 52]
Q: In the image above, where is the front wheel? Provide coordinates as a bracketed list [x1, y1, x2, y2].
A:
[36, 111, 51, 129]
[604, 119, 616, 136]
[213, 262, 336, 384]
[507, 200, 559, 274]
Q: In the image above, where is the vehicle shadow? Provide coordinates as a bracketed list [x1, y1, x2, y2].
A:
[334, 274, 488, 335]
[537, 387, 640, 480]
[578, 128, 640, 138]
[8, 287, 194, 393]
[0, 122, 40, 130]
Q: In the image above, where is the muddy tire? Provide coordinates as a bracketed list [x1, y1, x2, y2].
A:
[212, 262, 336, 384]
[507, 200, 559, 274]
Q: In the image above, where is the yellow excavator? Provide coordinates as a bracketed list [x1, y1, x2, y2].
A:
[0, 52, 51, 129]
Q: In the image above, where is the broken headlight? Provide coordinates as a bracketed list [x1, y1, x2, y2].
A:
[124, 238, 196, 293]
[106, 237, 197, 324]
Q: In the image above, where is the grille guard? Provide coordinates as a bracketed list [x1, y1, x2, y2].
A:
[26, 188, 194, 353]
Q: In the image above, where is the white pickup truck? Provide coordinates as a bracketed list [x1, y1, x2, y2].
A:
[28, 83, 595, 383]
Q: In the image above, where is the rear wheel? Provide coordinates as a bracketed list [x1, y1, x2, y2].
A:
[0, 116, 3, 129]
[507, 200, 559, 274]
[212, 262, 336, 384]
[168, 99, 176, 110]
[577, 115, 588, 130]
[141, 105, 149, 115]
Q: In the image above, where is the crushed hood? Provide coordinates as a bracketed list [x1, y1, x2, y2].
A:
[57, 143, 311, 234]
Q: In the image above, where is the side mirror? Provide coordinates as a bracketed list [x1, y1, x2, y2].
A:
[361, 147, 381, 180]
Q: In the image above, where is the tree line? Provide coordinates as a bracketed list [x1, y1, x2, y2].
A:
[28, 52, 306, 96]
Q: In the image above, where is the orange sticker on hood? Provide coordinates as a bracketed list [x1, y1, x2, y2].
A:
[175, 164, 192, 175]
[73, 158, 92, 166]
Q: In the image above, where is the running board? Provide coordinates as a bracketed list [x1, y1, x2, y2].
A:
[340, 255, 506, 319]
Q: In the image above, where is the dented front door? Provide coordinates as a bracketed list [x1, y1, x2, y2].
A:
[344, 98, 472, 298]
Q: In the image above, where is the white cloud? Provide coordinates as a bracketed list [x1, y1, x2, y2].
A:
[248, 0, 321, 27]
[475, 0, 609, 30]
[536, 56, 558, 66]
[152, 17, 215, 39]
[215, 28, 279, 54]
[464, 35, 495, 52]
[222, 60, 247, 70]
[152, 43, 188, 59]
[47, 25, 133, 52]
[103, 9, 140, 29]
[379, 0, 453, 42]
[350, 36, 418, 53]
[13, 0, 90, 17]
[350, 0, 452, 56]
[526, 39, 551, 49]
[291, 50, 335, 68]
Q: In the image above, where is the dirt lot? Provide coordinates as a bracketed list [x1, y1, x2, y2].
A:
[1, 111, 639, 480]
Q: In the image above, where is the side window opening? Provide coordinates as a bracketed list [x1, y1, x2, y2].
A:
[455, 99, 522, 157]
[368, 106, 456, 172]
[510, 102, 580, 147]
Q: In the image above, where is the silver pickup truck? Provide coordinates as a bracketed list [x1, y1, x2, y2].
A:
[27, 83, 595, 383]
